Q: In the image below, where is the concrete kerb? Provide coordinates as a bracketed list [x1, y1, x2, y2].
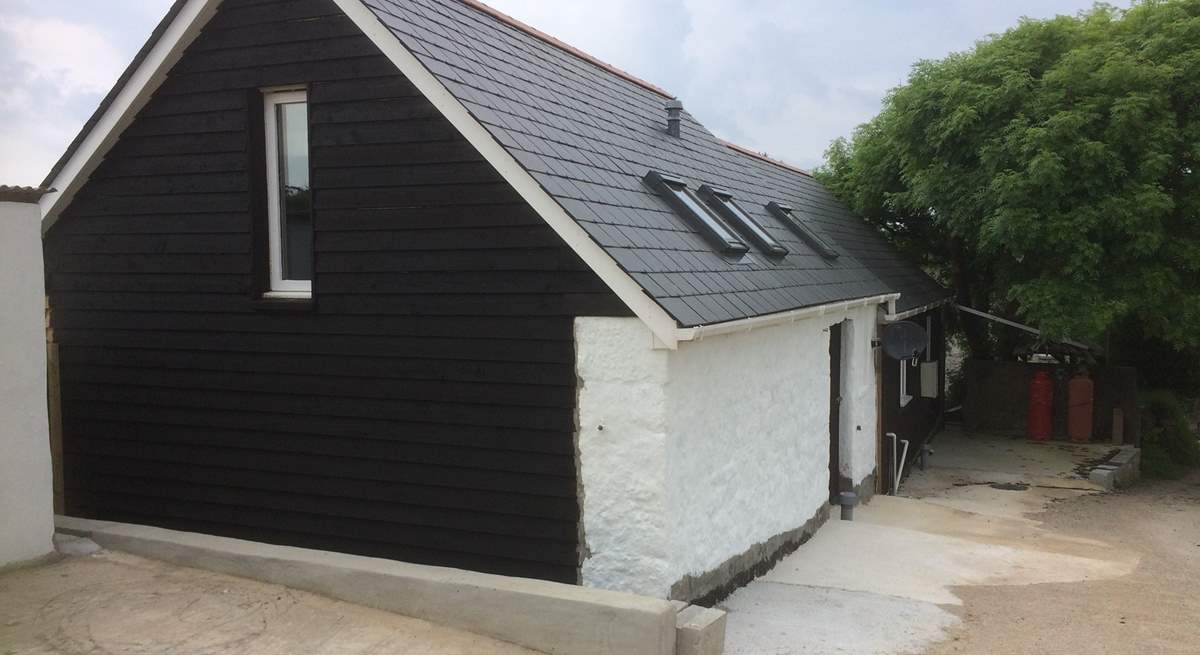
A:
[675, 605, 727, 655]
[1089, 446, 1141, 491]
[55, 516, 679, 655]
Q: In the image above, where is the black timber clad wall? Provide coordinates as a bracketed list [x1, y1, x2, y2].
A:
[43, 0, 631, 584]
[880, 308, 945, 491]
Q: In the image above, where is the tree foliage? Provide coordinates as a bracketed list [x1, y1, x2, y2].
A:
[818, 1, 1200, 362]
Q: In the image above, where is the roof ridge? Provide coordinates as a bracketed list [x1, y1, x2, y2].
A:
[456, 0, 675, 100]
[720, 140, 813, 178]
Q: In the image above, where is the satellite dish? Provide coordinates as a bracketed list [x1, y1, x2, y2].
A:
[883, 321, 928, 360]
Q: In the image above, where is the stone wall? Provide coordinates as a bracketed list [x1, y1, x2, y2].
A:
[575, 303, 881, 601]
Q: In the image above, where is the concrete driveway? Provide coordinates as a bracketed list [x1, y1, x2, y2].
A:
[719, 429, 1146, 654]
[0, 546, 539, 655]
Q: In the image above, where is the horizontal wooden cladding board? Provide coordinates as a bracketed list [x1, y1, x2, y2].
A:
[316, 271, 611, 295]
[47, 254, 247, 275]
[316, 248, 589, 273]
[311, 119, 465, 148]
[61, 505, 577, 583]
[49, 233, 251, 255]
[312, 141, 482, 168]
[64, 418, 574, 478]
[52, 311, 573, 340]
[47, 274, 251, 295]
[120, 109, 248, 138]
[309, 97, 443, 125]
[313, 162, 501, 188]
[313, 205, 543, 232]
[171, 36, 379, 75]
[316, 226, 563, 251]
[64, 437, 575, 499]
[52, 213, 250, 236]
[63, 490, 577, 564]
[82, 172, 248, 197]
[157, 56, 398, 95]
[63, 384, 574, 433]
[65, 397, 576, 456]
[48, 292, 251, 314]
[104, 132, 247, 158]
[65, 473, 575, 542]
[62, 364, 575, 409]
[67, 457, 578, 520]
[66, 191, 250, 216]
[91, 153, 248, 180]
[59, 346, 577, 388]
[137, 89, 248, 119]
[315, 292, 630, 317]
[54, 330, 575, 364]
[204, 0, 344, 30]
[192, 14, 364, 53]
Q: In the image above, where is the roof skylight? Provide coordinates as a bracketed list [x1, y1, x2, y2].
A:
[698, 186, 788, 257]
[766, 202, 840, 259]
[644, 172, 748, 255]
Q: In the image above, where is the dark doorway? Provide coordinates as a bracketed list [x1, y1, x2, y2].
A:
[829, 321, 843, 502]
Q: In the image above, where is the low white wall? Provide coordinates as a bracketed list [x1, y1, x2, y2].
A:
[576, 304, 880, 598]
[0, 201, 54, 567]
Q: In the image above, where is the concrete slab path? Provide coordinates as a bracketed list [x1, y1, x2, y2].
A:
[719, 429, 1141, 655]
[0, 548, 541, 655]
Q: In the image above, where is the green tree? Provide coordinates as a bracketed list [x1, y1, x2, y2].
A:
[819, 1, 1200, 365]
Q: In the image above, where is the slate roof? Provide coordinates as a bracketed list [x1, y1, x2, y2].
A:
[361, 0, 949, 325]
[718, 146, 951, 316]
[46, 0, 950, 327]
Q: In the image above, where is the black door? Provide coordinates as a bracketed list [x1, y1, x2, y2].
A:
[829, 322, 843, 502]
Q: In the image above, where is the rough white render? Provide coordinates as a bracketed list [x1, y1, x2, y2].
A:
[0, 201, 55, 567]
[575, 318, 673, 594]
[838, 313, 881, 487]
[575, 304, 881, 598]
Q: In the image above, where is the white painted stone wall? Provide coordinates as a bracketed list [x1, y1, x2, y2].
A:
[0, 201, 54, 567]
[576, 304, 881, 598]
[838, 314, 882, 487]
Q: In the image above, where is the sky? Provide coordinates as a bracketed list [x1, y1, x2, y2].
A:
[0, 0, 1102, 187]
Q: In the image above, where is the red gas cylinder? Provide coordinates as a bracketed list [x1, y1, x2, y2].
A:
[1028, 371, 1054, 441]
[1068, 372, 1095, 443]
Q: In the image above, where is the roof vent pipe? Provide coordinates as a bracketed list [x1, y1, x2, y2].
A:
[665, 99, 683, 137]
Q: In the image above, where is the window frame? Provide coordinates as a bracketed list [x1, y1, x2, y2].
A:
[765, 201, 839, 260]
[697, 185, 788, 257]
[263, 88, 313, 299]
[644, 171, 748, 255]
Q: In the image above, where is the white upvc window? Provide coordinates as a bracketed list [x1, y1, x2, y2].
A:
[263, 88, 313, 299]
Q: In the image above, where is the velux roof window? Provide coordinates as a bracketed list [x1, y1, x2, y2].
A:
[698, 185, 788, 257]
[644, 171, 748, 255]
[766, 201, 840, 260]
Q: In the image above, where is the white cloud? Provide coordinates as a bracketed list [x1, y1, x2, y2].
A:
[0, 16, 124, 95]
[488, 0, 1099, 169]
[0, 0, 1102, 186]
[0, 14, 130, 186]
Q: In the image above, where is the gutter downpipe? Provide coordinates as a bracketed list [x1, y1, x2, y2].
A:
[888, 432, 911, 496]
[674, 293, 900, 344]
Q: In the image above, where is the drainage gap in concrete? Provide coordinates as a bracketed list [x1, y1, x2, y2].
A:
[1072, 448, 1121, 478]
[988, 482, 1030, 491]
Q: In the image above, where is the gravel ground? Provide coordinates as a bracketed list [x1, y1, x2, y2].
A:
[926, 471, 1200, 654]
